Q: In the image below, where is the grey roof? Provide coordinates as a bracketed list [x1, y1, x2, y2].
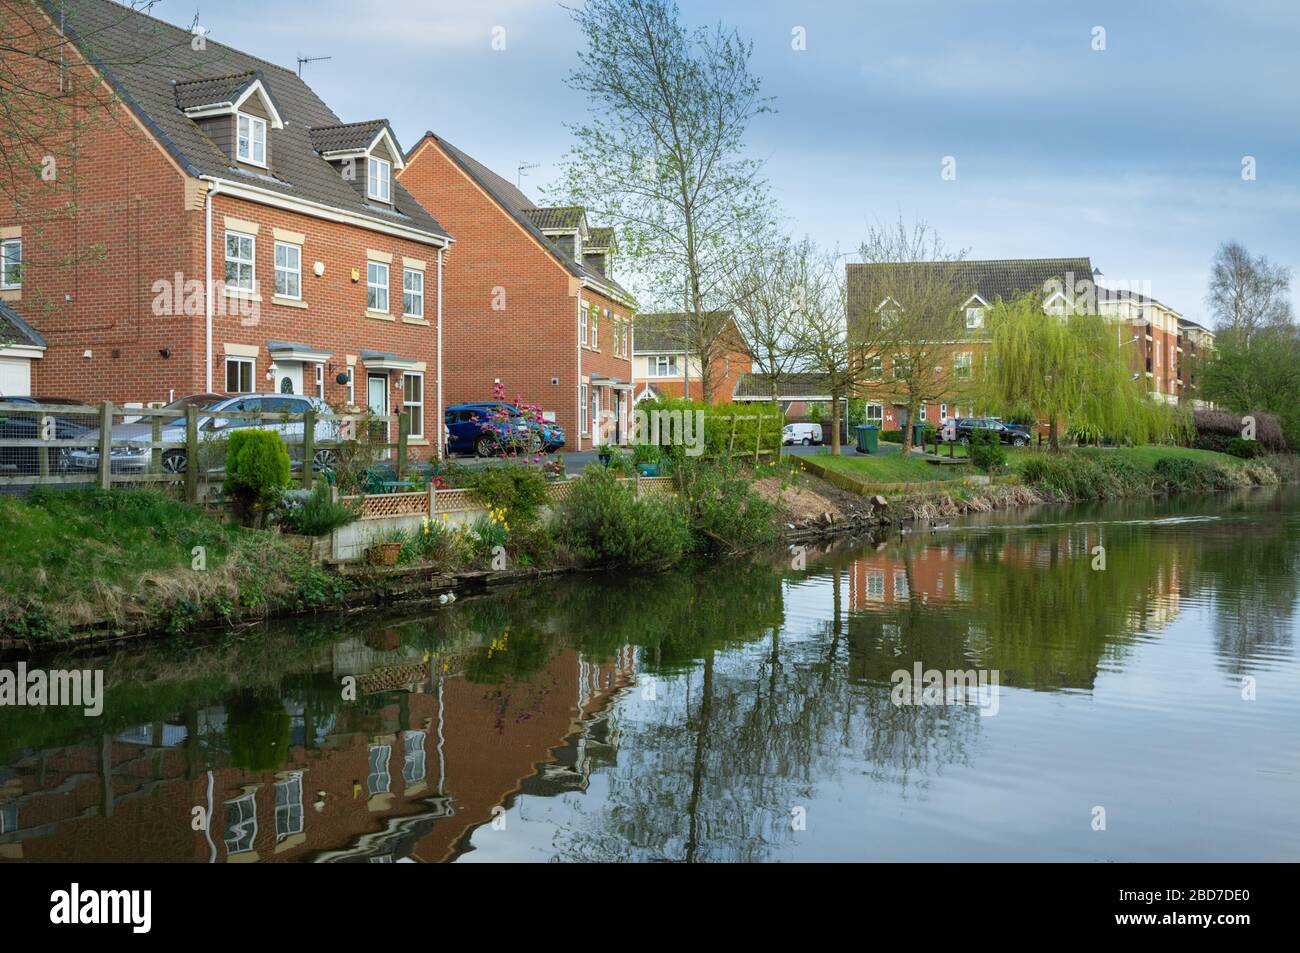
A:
[633, 312, 742, 354]
[1095, 285, 1182, 315]
[52, 0, 449, 243]
[733, 372, 832, 400]
[0, 301, 47, 349]
[525, 207, 587, 231]
[412, 132, 634, 305]
[308, 120, 390, 155]
[267, 339, 329, 355]
[173, 69, 275, 112]
[847, 257, 1094, 322]
[587, 227, 615, 251]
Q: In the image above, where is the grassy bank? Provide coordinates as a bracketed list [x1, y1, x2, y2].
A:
[0, 489, 345, 642]
[1014, 446, 1282, 500]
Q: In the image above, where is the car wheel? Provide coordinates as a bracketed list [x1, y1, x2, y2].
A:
[958, 435, 970, 446]
[475, 435, 496, 457]
[161, 450, 187, 473]
[801, 437, 811, 446]
[1013, 436, 1028, 447]
[313, 448, 337, 469]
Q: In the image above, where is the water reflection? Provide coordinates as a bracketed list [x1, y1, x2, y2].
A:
[2, 488, 1299, 862]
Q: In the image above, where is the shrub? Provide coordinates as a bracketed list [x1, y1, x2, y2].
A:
[1194, 407, 1286, 451]
[557, 467, 691, 567]
[225, 429, 291, 524]
[467, 464, 549, 530]
[1151, 457, 1235, 494]
[969, 430, 1006, 473]
[674, 458, 777, 553]
[1018, 452, 1153, 499]
[278, 482, 361, 536]
[1224, 437, 1262, 459]
[632, 442, 662, 465]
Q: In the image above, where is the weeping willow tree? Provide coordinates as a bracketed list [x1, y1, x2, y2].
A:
[981, 294, 1184, 451]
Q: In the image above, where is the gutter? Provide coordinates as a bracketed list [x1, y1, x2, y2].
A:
[437, 248, 444, 461]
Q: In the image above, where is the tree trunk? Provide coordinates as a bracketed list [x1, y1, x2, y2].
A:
[1048, 412, 1060, 453]
[903, 401, 919, 452]
[830, 391, 842, 455]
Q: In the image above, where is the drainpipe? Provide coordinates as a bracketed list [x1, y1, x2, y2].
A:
[203, 179, 222, 393]
[437, 247, 444, 461]
[577, 292, 583, 451]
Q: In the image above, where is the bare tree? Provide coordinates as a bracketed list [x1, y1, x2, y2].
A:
[853, 218, 972, 452]
[729, 233, 813, 406]
[552, 0, 775, 403]
[1206, 240, 1294, 344]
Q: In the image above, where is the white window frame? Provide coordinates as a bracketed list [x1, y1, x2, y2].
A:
[315, 363, 324, 398]
[403, 268, 424, 318]
[866, 403, 883, 424]
[965, 306, 984, 329]
[274, 240, 301, 300]
[955, 352, 972, 380]
[940, 403, 948, 421]
[580, 303, 589, 346]
[224, 230, 255, 293]
[866, 570, 885, 601]
[367, 156, 392, 202]
[590, 308, 599, 349]
[367, 745, 392, 796]
[275, 773, 304, 841]
[225, 356, 255, 394]
[579, 382, 589, 435]
[652, 354, 679, 377]
[236, 112, 267, 167]
[865, 353, 883, 380]
[403, 371, 424, 438]
[367, 260, 389, 313]
[0, 238, 20, 289]
[223, 792, 258, 855]
[345, 365, 355, 405]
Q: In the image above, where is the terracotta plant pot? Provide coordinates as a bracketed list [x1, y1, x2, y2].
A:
[366, 542, 401, 566]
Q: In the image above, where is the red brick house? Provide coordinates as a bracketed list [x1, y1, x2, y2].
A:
[0, 0, 451, 455]
[631, 312, 752, 405]
[399, 133, 637, 450]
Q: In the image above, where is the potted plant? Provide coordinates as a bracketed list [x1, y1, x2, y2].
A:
[597, 445, 613, 468]
[633, 442, 662, 477]
[366, 527, 406, 566]
[542, 454, 566, 481]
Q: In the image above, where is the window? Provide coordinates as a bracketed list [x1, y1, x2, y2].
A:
[275, 773, 304, 842]
[940, 403, 948, 421]
[864, 354, 883, 379]
[345, 365, 355, 405]
[274, 241, 300, 299]
[223, 793, 258, 855]
[892, 354, 912, 378]
[580, 303, 589, 345]
[590, 308, 599, 349]
[590, 389, 599, 441]
[652, 354, 679, 377]
[894, 570, 909, 600]
[965, 306, 984, 329]
[866, 570, 885, 601]
[579, 382, 589, 434]
[955, 352, 972, 379]
[367, 745, 392, 796]
[866, 404, 883, 424]
[236, 113, 267, 166]
[367, 261, 389, 312]
[403, 372, 424, 438]
[225, 356, 254, 393]
[224, 230, 255, 292]
[881, 308, 900, 329]
[315, 364, 324, 398]
[367, 156, 391, 202]
[403, 731, 427, 785]
[0, 238, 20, 289]
[403, 268, 424, 318]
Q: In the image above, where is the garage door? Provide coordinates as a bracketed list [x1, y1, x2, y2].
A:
[0, 357, 31, 397]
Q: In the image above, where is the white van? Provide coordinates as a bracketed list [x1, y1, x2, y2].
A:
[782, 422, 823, 446]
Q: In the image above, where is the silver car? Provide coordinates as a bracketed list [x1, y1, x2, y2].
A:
[68, 394, 341, 474]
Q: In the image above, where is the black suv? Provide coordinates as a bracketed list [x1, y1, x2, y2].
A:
[950, 417, 1031, 447]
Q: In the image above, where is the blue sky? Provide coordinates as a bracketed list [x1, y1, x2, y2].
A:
[152, 0, 1298, 323]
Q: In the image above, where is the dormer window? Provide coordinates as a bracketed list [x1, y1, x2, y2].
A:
[368, 157, 391, 202]
[237, 113, 267, 166]
[965, 307, 984, 329]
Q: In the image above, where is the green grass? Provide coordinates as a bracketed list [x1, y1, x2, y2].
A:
[812, 450, 971, 485]
[0, 489, 340, 640]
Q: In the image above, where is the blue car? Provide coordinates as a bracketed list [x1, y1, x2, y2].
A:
[444, 402, 565, 457]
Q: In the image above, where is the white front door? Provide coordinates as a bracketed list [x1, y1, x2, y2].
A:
[0, 357, 31, 397]
[275, 361, 304, 395]
[367, 373, 390, 452]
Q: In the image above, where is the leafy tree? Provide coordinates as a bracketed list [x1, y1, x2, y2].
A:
[552, 0, 774, 403]
[1200, 325, 1300, 446]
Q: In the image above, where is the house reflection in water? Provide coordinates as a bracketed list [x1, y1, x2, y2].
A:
[0, 642, 635, 864]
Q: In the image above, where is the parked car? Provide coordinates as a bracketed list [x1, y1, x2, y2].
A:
[67, 394, 339, 474]
[782, 422, 823, 446]
[949, 417, 1032, 447]
[0, 396, 93, 474]
[445, 402, 564, 457]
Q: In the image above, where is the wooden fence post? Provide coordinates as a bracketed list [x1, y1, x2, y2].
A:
[97, 401, 112, 491]
[185, 405, 198, 504]
[302, 407, 316, 490]
[396, 412, 409, 479]
[151, 414, 162, 473]
[754, 414, 762, 463]
[38, 414, 50, 479]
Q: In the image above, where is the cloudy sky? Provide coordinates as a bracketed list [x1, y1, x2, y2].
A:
[150, 0, 1298, 324]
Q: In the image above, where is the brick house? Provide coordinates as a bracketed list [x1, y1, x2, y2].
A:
[1177, 318, 1215, 408]
[631, 312, 751, 405]
[399, 132, 637, 451]
[845, 257, 1096, 428]
[1092, 286, 1188, 405]
[0, 0, 451, 455]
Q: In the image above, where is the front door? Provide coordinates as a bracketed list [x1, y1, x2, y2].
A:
[368, 373, 389, 452]
[275, 361, 304, 395]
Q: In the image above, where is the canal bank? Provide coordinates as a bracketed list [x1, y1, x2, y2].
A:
[1, 446, 1293, 660]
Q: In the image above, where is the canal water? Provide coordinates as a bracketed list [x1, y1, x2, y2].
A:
[2, 487, 1298, 862]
